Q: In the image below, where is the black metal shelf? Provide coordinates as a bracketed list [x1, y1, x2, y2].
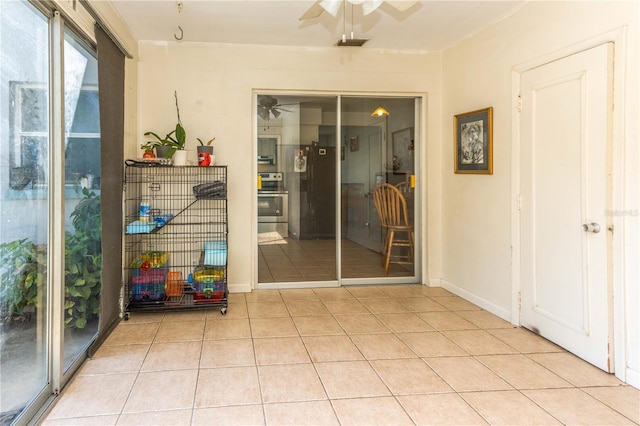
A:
[123, 165, 228, 317]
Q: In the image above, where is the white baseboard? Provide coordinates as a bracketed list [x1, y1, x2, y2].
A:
[621, 367, 640, 390]
[228, 283, 252, 293]
[440, 279, 513, 324]
[426, 278, 442, 287]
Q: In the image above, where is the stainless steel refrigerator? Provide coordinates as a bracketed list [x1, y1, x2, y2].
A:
[298, 144, 336, 239]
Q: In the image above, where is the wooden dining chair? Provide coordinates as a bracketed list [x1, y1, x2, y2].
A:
[372, 183, 414, 275]
[395, 181, 413, 197]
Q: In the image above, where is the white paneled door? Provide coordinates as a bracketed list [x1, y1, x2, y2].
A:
[519, 43, 613, 372]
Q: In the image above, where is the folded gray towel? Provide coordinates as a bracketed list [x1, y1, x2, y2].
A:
[193, 181, 226, 199]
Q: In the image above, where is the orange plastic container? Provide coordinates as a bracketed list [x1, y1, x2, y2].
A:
[165, 271, 184, 298]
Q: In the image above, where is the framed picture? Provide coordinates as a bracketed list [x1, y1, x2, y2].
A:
[454, 107, 493, 174]
[392, 127, 414, 173]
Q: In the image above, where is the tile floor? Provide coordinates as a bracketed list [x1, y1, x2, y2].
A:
[42, 285, 639, 425]
[258, 238, 413, 283]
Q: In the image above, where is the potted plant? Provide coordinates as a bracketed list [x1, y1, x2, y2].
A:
[140, 141, 158, 158]
[144, 91, 187, 163]
[144, 124, 186, 160]
[196, 137, 215, 166]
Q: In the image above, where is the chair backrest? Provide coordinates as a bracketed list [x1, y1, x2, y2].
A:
[372, 183, 410, 227]
[395, 181, 413, 196]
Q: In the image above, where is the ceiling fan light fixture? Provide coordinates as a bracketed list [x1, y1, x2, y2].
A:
[362, 0, 384, 15]
[371, 105, 390, 117]
[258, 108, 269, 120]
[300, 0, 419, 21]
[271, 109, 281, 119]
[319, 0, 342, 17]
[337, 38, 368, 46]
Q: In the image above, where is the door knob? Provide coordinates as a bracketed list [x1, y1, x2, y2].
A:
[582, 222, 601, 233]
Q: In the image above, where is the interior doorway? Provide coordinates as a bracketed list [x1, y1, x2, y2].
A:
[256, 94, 419, 288]
[518, 43, 614, 372]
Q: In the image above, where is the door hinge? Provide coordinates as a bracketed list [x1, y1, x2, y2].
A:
[518, 291, 522, 310]
[516, 194, 522, 211]
[517, 95, 523, 113]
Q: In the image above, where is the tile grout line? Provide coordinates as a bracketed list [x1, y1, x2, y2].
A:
[115, 313, 163, 423]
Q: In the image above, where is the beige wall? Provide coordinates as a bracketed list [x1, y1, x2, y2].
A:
[441, 1, 639, 385]
[120, 0, 638, 387]
[135, 42, 442, 292]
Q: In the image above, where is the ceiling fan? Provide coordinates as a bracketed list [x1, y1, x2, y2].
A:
[299, 0, 419, 20]
[257, 96, 293, 121]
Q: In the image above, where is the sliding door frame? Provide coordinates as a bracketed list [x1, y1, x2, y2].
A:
[253, 90, 424, 290]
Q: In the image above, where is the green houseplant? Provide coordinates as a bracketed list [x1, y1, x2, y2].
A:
[0, 239, 46, 318]
[64, 188, 102, 329]
[140, 141, 159, 158]
[196, 137, 215, 166]
[0, 189, 101, 329]
[144, 91, 186, 159]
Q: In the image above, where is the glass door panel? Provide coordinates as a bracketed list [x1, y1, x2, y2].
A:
[62, 30, 101, 371]
[257, 94, 418, 286]
[341, 97, 416, 279]
[257, 95, 338, 284]
[0, 2, 50, 423]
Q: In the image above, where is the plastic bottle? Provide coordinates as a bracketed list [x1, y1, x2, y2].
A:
[139, 197, 151, 222]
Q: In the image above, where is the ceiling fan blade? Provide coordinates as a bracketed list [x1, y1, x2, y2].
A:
[258, 108, 269, 121]
[299, 1, 325, 20]
[385, 0, 419, 12]
[319, 0, 342, 17]
[362, 0, 383, 15]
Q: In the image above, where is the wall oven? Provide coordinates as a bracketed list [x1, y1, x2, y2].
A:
[258, 172, 288, 238]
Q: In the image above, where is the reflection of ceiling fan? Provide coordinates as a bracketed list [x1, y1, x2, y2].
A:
[299, 0, 419, 20]
[257, 96, 293, 121]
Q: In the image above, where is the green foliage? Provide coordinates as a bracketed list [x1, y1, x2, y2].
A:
[140, 140, 160, 152]
[143, 125, 185, 158]
[64, 188, 102, 328]
[197, 137, 215, 146]
[0, 239, 47, 317]
[0, 189, 102, 329]
[143, 91, 187, 158]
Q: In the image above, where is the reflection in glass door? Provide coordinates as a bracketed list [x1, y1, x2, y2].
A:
[0, 2, 51, 422]
[257, 94, 418, 286]
[0, 3, 102, 423]
[341, 97, 416, 280]
[257, 95, 338, 285]
[62, 29, 101, 372]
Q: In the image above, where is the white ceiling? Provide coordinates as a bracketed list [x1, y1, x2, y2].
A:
[110, 0, 526, 52]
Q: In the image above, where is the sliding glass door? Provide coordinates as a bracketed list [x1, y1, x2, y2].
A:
[257, 95, 338, 284]
[62, 28, 101, 372]
[257, 94, 418, 287]
[0, 2, 52, 422]
[0, 2, 102, 423]
[341, 97, 416, 280]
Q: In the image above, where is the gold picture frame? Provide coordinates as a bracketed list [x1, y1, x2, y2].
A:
[454, 107, 493, 174]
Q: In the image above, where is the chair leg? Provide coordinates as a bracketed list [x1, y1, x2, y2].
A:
[409, 231, 415, 262]
[381, 231, 391, 267]
[384, 229, 394, 275]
